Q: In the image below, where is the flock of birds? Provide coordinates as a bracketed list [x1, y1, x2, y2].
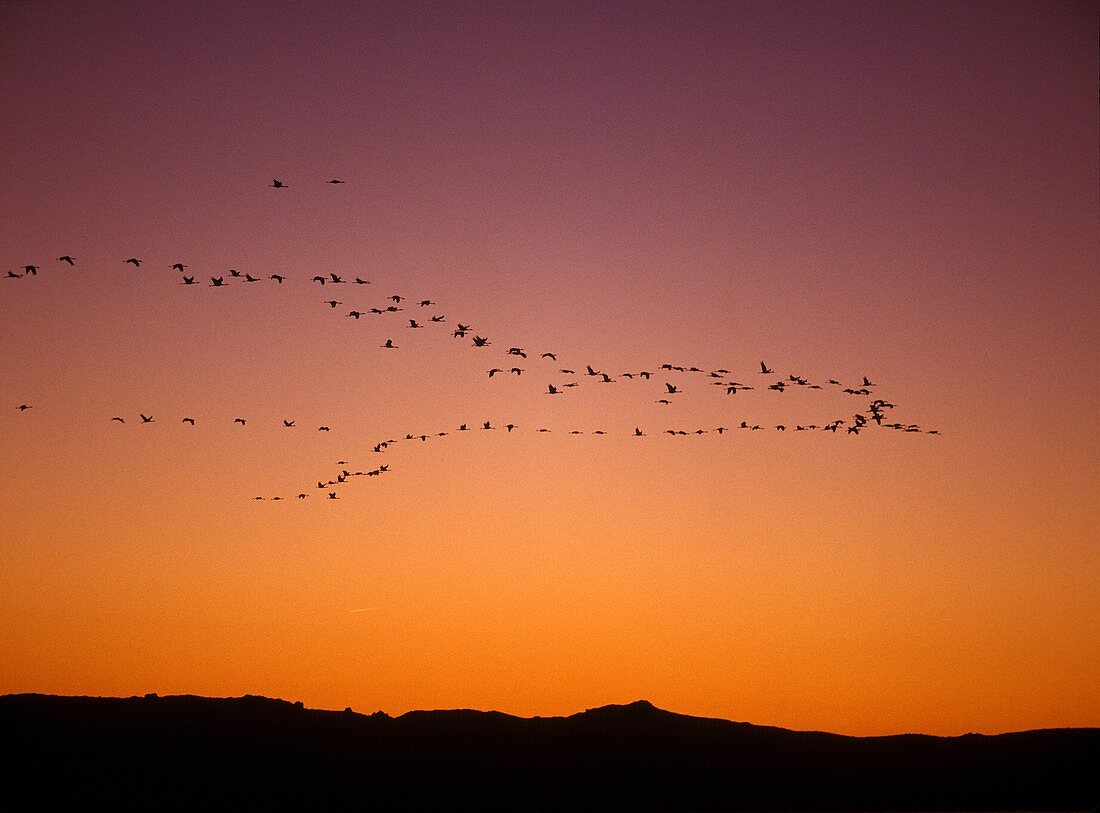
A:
[7, 180, 940, 502]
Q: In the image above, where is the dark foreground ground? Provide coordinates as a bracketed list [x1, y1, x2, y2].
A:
[1, 694, 1096, 811]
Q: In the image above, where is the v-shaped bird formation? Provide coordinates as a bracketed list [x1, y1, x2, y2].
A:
[6, 177, 940, 502]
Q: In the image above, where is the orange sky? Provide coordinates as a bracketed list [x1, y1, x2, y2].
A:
[0, 0, 1097, 736]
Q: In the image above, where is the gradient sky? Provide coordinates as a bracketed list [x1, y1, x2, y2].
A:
[1, 0, 1097, 736]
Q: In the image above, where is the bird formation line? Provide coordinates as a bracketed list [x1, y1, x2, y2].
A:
[6, 179, 940, 502]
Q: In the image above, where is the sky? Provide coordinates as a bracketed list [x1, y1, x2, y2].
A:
[0, 0, 1097, 736]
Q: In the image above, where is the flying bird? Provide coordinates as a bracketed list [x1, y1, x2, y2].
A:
[233, 418, 247, 426]
[382, 339, 396, 349]
[210, 277, 226, 287]
[760, 361, 773, 374]
[327, 179, 345, 184]
[170, 263, 187, 272]
[17, 404, 32, 411]
[57, 256, 75, 265]
[140, 414, 154, 423]
[23, 265, 38, 275]
[283, 420, 295, 427]
[125, 258, 141, 267]
[271, 179, 288, 188]
[182, 417, 195, 425]
[111, 416, 125, 423]
[270, 274, 285, 283]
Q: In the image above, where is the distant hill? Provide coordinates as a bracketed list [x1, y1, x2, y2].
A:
[1, 694, 1096, 810]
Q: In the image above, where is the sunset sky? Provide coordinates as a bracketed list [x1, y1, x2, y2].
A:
[1, 0, 1096, 737]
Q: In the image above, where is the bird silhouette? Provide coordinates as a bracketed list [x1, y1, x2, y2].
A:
[318, 426, 331, 431]
[547, 384, 560, 395]
[327, 179, 345, 184]
[382, 339, 396, 349]
[244, 274, 260, 283]
[312, 276, 326, 285]
[472, 336, 490, 347]
[282, 420, 295, 427]
[270, 274, 286, 284]
[665, 383, 680, 394]
[760, 361, 772, 374]
[125, 258, 142, 267]
[541, 352, 557, 360]
[17, 404, 32, 411]
[210, 277, 226, 287]
[57, 256, 75, 265]
[140, 414, 154, 423]
[5, 271, 21, 279]
[324, 300, 342, 308]
[354, 277, 370, 285]
[182, 417, 195, 425]
[111, 416, 125, 423]
[23, 265, 38, 275]
[181, 276, 196, 285]
[170, 263, 187, 272]
[233, 418, 247, 426]
[271, 179, 288, 188]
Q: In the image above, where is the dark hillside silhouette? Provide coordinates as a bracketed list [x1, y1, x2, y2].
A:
[1, 694, 1096, 811]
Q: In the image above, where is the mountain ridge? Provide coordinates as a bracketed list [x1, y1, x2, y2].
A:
[2, 693, 1097, 810]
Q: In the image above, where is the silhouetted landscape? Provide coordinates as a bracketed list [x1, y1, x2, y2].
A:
[2, 694, 1096, 810]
